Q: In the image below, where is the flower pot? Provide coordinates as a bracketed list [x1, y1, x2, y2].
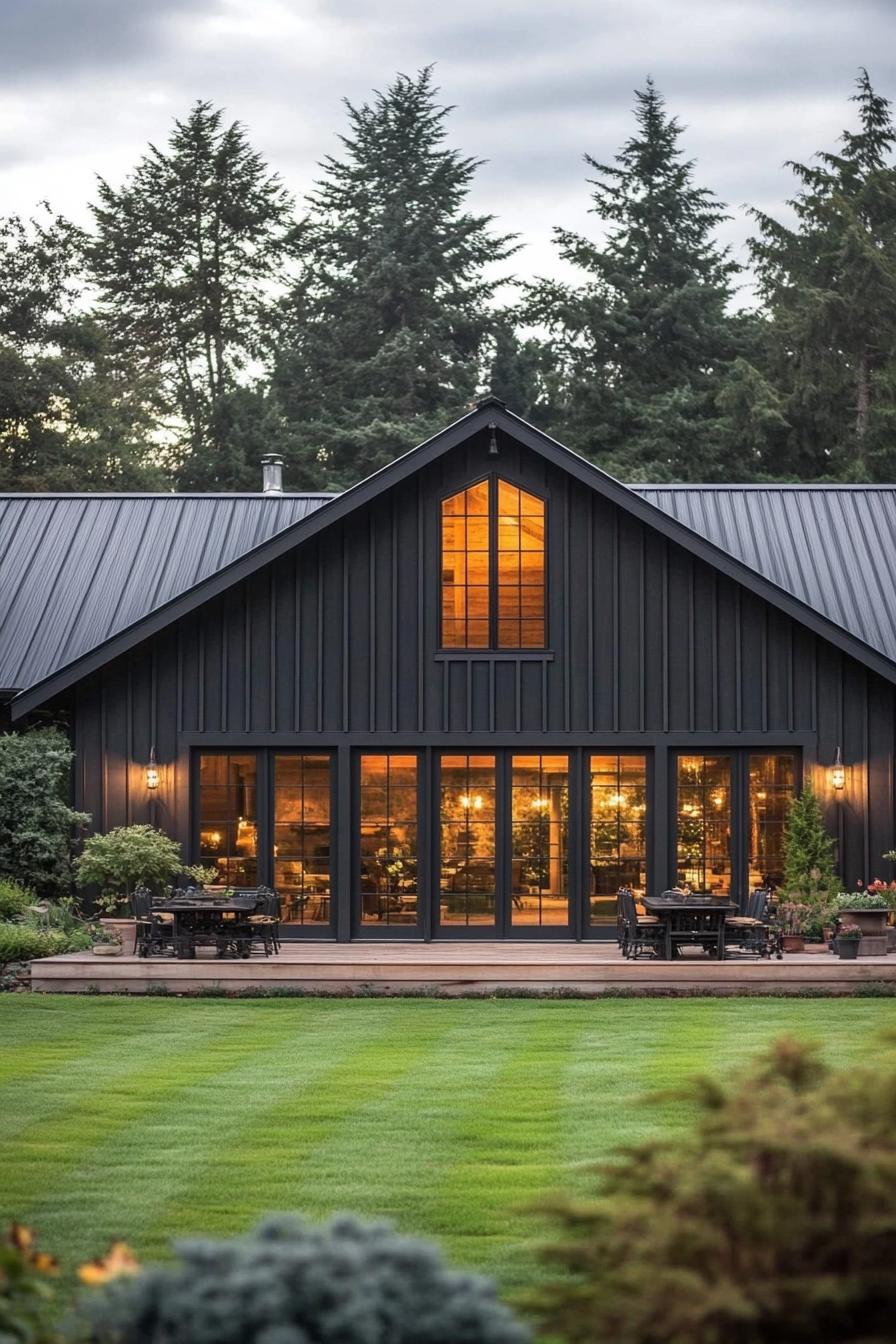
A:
[781, 934, 805, 953]
[92, 943, 122, 957]
[886, 926, 896, 954]
[99, 917, 136, 956]
[837, 939, 860, 960]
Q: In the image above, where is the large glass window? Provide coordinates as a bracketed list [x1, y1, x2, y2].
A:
[511, 755, 569, 926]
[273, 754, 331, 925]
[359, 755, 419, 925]
[676, 755, 732, 895]
[748, 753, 796, 890]
[441, 478, 545, 649]
[589, 755, 648, 925]
[439, 755, 496, 926]
[198, 754, 258, 886]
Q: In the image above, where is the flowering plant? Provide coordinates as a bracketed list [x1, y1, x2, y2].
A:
[837, 922, 863, 940]
[835, 890, 891, 911]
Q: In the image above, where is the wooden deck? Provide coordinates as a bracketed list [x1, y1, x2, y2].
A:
[28, 942, 896, 995]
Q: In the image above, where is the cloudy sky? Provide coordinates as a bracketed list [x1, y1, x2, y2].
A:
[2, 0, 895, 304]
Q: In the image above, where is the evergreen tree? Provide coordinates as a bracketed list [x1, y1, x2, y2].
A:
[275, 68, 517, 488]
[527, 79, 741, 481]
[781, 784, 840, 905]
[0, 208, 165, 491]
[750, 71, 896, 480]
[90, 102, 296, 490]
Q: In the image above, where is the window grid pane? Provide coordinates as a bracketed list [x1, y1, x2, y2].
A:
[359, 755, 419, 926]
[676, 755, 732, 895]
[441, 483, 490, 648]
[273, 754, 331, 925]
[748, 754, 796, 890]
[497, 483, 545, 648]
[199, 754, 258, 887]
[439, 754, 496, 927]
[589, 755, 648, 925]
[511, 754, 569, 926]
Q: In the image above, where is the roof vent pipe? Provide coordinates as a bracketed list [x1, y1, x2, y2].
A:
[261, 454, 284, 494]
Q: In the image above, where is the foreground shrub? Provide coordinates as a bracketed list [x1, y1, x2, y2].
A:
[0, 1224, 60, 1344]
[0, 729, 90, 898]
[0, 877, 33, 921]
[530, 1037, 896, 1344]
[0, 924, 70, 967]
[77, 1214, 529, 1344]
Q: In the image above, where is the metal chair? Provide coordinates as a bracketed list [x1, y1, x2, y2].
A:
[247, 888, 281, 956]
[619, 888, 663, 960]
[725, 888, 779, 959]
[132, 886, 173, 957]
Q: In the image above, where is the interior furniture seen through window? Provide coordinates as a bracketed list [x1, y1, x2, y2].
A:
[359, 754, 419, 926]
[441, 477, 545, 649]
[747, 753, 796, 890]
[676, 755, 732, 895]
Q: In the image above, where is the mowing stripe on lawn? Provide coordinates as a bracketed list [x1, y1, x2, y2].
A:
[14, 1002, 408, 1260]
[138, 1001, 464, 1249]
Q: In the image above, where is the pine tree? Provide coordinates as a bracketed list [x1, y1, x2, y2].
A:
[750, 71, 896, 480]
[90, 102, 296, 490]
[0, 208, 165, 491]
[527, 79, 741, 481]
[781, 784, 840, 905]
[275, 68, 518, 488]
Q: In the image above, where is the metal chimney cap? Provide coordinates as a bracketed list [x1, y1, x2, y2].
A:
[261, 454, 284, 494]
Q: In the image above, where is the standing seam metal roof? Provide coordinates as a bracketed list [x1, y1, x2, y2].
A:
[0, 484, 894, 693]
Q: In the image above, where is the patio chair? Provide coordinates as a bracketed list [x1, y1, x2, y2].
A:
[132, 886, 173, 957]
[247, 887, 281, 956]
[725, 888, 777, 958]
[618, 888, 663, 960]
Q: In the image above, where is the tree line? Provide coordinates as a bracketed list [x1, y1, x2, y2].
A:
[2, 66, 895, 493]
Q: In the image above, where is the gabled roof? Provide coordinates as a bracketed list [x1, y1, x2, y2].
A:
[7, 401, 896, 718]
[0, 493, 331, 691]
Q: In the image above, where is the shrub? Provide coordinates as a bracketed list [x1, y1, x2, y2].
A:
[0, 924, 70, 966]
[529, 1037, 896, 1344]
[0, 1224, 61, 1344]
[74, 826, 183, 913]
[76, 1214, 529, 1344]
[0, 728, 90, 898]
[0, 877, 33, 920]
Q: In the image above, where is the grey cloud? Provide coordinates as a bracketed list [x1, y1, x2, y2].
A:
[0, 0, 218, 80]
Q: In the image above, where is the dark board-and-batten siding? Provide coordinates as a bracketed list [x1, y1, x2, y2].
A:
[67, 432, 896, 888]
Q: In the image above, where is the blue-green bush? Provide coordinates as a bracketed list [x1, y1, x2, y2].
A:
[77, 1215, 530, 1344]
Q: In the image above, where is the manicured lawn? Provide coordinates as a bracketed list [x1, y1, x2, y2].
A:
[2, 995, 895, 1295]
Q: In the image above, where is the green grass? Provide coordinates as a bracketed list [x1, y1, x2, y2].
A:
[2, 995, 895, 1295]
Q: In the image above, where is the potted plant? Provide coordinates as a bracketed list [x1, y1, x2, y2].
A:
[832, 890, 890, 955]
[836, 922, 862, 959]
[867, 873, 896, 951]
[74, 825, 185, 955]
[777, 900, 810, 953]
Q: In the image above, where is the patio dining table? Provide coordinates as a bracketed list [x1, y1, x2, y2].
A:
[154, 892, 259, 959]
[642, 894, 738, 961]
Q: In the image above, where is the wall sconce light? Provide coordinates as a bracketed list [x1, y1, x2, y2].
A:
[146, 747, 160, 791]
[831, 747, 846, 791]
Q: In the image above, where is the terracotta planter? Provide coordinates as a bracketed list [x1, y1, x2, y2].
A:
[99, 917, 137, 956]
[781, 934, 805, 953]
[836, 910, 888, 957]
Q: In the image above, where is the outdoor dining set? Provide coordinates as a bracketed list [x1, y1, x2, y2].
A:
[132, 886, 281, 960]
[617, 887, 783, 961]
